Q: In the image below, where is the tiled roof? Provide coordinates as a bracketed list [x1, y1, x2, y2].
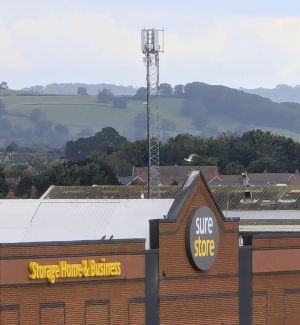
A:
[132, 165, 219, 185]
[248, 173, 297, 185]
[208, 175, 242, 185]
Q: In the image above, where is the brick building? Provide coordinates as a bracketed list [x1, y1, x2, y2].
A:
[1, 171, 300, 324]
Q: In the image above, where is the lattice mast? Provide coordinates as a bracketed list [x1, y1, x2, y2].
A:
[141, 28, 164, 198]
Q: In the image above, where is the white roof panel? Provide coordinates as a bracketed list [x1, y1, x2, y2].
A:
[2, 200, 300, 247]
[0, 199, 173, 248]
[0, 200, 40, 243]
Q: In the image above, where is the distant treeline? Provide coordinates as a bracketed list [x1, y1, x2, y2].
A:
[21, 83, 137, 96]
[66, 127, 300, 176]
[3, 127, 300, 199]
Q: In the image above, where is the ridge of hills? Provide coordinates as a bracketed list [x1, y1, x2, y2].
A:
[0, 81, 300, 148]
[20, 83, 137, 96]
[241, 84, 300, 104]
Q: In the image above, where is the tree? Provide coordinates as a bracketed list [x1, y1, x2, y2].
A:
[33, 159, 119, 195]
[247, 157, 282, 173]
[134, 87, 147, 100]
[0, 81, 8, 89]
[0, 168, 8, 198]
[174, 84, 184, 96]
[15, 176, 33, 198]
[185, 154, 218, 166]
[159, 83, 172, 96]
[65, 127, 127, 160]
[97, 89, 113, 103]
[160, 134, 199, 165]
[77, 86, 88, 95]
[228, 139, 257, 167]
[6, 142, 18, 153]
[184, 82, 205, 99]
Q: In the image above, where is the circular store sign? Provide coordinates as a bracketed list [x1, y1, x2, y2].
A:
[186, 206, 219, 271]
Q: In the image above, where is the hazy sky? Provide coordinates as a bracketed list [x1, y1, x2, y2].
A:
[2, 0, 300, 89]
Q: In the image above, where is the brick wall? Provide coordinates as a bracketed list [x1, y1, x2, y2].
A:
[252, 235, 300, 325]
[158, 179, 240, 324]
[0, 241, 145, 325]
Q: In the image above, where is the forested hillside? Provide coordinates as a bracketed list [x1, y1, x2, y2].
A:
[1, 81, 300, 147]
[66, 127, 300, 176]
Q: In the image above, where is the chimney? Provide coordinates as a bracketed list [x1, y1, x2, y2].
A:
[241, 172, 249, 186]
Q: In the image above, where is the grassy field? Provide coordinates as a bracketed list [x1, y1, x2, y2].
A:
[2, 95, 196, 140]
[2, 94, 300, 144]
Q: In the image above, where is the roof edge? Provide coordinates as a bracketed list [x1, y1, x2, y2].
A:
[0, 238, 146, 247]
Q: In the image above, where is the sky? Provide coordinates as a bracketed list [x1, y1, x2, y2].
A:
[2, 0, 300, 89]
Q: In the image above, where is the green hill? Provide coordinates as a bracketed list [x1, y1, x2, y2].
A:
[1, 82, 300, 147]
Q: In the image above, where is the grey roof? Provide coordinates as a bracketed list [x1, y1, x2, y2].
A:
[118, 176, 133, 185]
[42, 184, 300, 211]
[227, 210, 300, 233]
[42, 185, 180, 199]
[210, 185, 300, 210]
[132, 165, 219, 185]
[208, 175, 242, 186]
[208, 173, 300, 186]
[247, 173, 295, 185]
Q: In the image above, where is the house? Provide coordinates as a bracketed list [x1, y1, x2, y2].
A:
[131, 165, 219, 186]
[208, 172, 300, 186]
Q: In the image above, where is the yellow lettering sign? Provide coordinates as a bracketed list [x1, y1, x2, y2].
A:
[193, 236, 215, 257]
[29, 259, 122, 284]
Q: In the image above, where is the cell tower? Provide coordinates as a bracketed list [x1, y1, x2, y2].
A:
[141, 28, 164, 198]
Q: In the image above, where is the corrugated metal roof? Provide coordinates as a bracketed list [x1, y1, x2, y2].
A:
[42, 185, 180, 200]
[43, 185, 300, 211]
[211, 185, 300, 210]
[226, 210, 300, 233]
[2, 199, 300, 245]
[224, 210, 300, 220]
[0, 199, 173, 247]
[0, 200, 40, 243]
